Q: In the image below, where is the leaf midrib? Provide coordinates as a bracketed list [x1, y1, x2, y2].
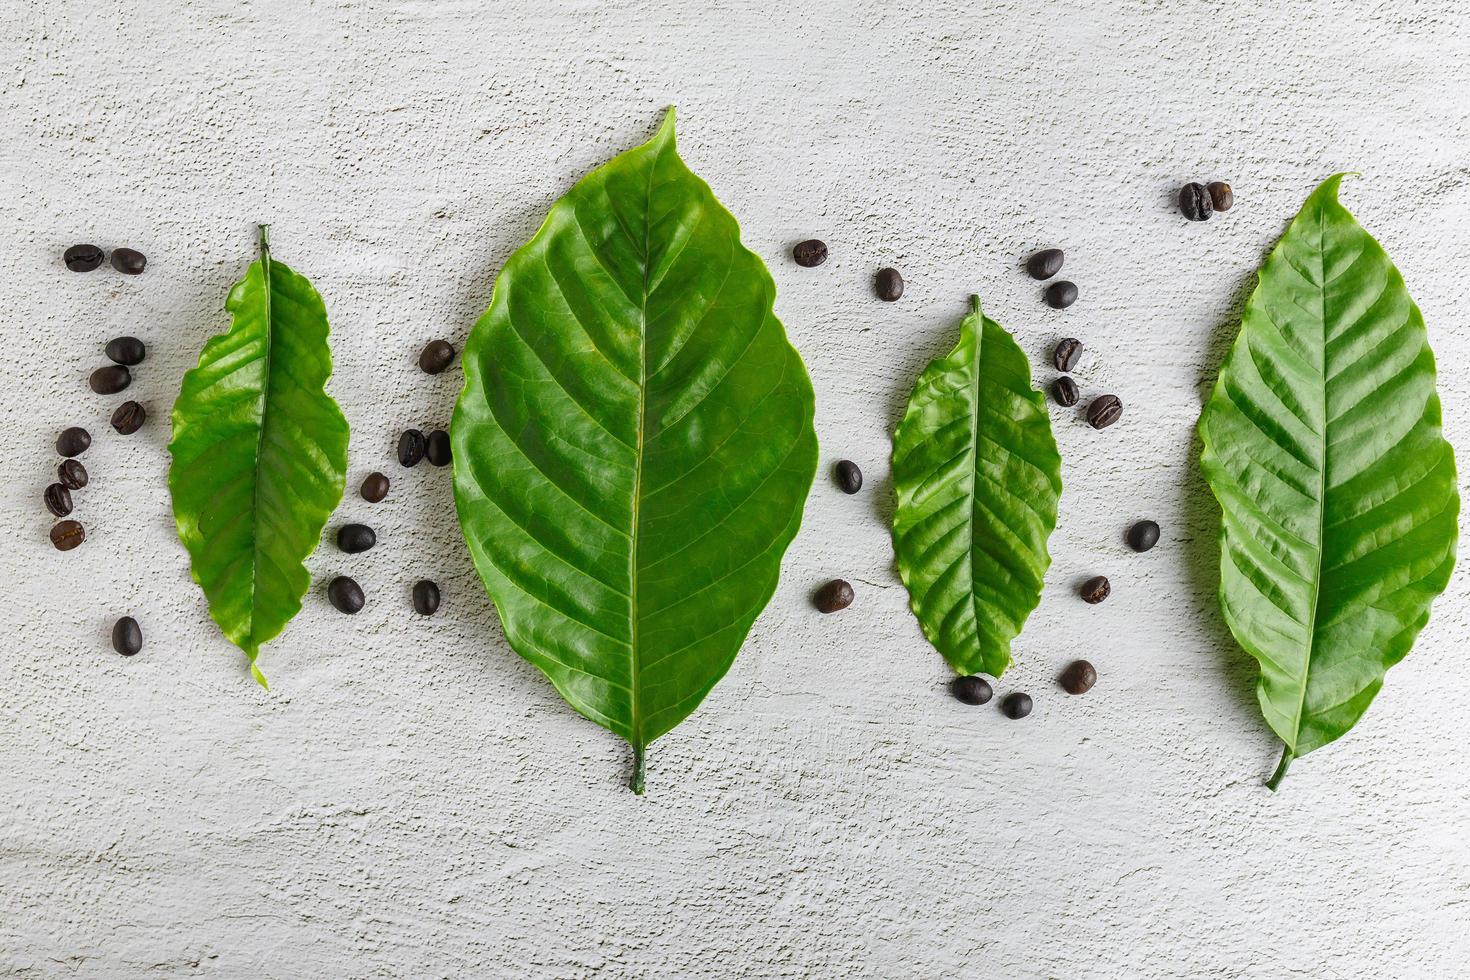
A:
[628, 138, 660, 757]
[964, 297, 986, 672]
[246, 231, 277, 657]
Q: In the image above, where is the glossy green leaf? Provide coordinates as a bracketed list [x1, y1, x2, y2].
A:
[451, 109, 817, 793]
[892, 296, 1062, 678]
[168, 227, 349, 688]
[1199, 175, 1458, 788]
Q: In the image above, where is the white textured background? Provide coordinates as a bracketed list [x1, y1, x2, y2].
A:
[2, 1, 1468, 977]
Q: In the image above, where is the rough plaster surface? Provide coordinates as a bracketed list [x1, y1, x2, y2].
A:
[2, 1, 1469, 977]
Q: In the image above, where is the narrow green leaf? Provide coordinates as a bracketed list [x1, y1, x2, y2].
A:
[451, 109, 818, 792]
[892, 296, 1062, 678]
[1199, 175, 1459, 787]
[168, 226, 350, 685]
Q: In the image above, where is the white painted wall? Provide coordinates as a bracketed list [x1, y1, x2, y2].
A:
[3, 1, 1468, 976]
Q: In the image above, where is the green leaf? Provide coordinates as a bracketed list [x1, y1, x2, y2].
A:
[450, 109, 818, 793]
[168, 227, 350, 687]
[1199, 175, 1459, 788]
[891, 296, 1062, 678]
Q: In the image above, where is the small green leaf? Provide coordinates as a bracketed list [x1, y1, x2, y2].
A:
[892, 296, 1062, 678]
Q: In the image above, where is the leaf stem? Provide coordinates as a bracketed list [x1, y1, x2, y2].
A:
[969, 294, 981, 315]
[629, 743, 646, 795]
[1266, 746, 1292, 791]
[258, 223, 270, 254]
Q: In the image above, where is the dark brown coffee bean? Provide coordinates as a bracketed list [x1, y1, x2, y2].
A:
[1086, 394, 1123, 429]
[89, 364, 131, 394]
[952, 675, 993, 705]
[56, 427, 91, 457]
[1179, 182, 1213, 221]
[397, 429, 426, 467]
[1207, 181, 1233, 212]
[426, 429, 452, 466]
[1059, 660, 1097, 695]
[50, 519, 85, 551]
[418, 339, 456, 374]
[1043, 280, 1077, 309]
[64, 244, 106, 272]
[1026, 248, 1064, 281]
[112, 616, 142, 657]
[1080, 575, 1111, 604]
[337, 523, 376, 554]
[1052, 376, 1079, 407]
[111, 400, 145, 435]
[111, 247, 147, 274]
[793, 239, 828, 268]
[105, 336, 146, 366]
[1001, 692, 1033, 719]
[413, 579, 441, 616]
[327, 576, 365, 614]
[814, 579, 854, 613]
[1128, 520, 1160, 553]
[45, 483, 73, 517]
[834, 460, 863, 494]
[360, 472, 390, 503]
[1053, 338, 1083, 372]
[58, 459, 88, 490]
[875, 267, 904, 302]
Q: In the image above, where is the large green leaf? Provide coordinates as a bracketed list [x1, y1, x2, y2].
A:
[168, 227, 349, 688]
[1199, 175, 1458, 788]
[451, 109, 817, 793]
[891, 296, 1061, 678]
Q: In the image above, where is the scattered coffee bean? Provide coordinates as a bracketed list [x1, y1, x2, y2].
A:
[397, 429, 426, 467]
[327, 576, 365, 614]
[337, 523, 377, 554]
[1059, 660, 1097, 695]
[44, 482, 73, 517]
[1127, 519, 1161, 553]
[1026, 248, 1064, 281]
[418, 339, 456, 374]
[952, 675, 993, 705]
[1043, 280, 1077, 309]
[413, 579, 441, 616]
[1001, 692, 1033, 719]
[792, 239, 828, 268]
[360, 472, 390, 503]
[111, 616, 143, 657]
[875, 267, 904, 302]
[58, 459, 88, 490]
[426, 429, 452, 466]
[105, 336, 146, 366]
[89, 364, 131, 395]
[1086, 394, 1123, 429]
[64, 244, 106, 272]
[1080, 575, 1111, 604]
[56, 427, 92, 457]
[1207, 181, 1234, 212]
[1179, 182, 1213, 221]
[50, 519, 85, 551]
[110, 247, 147, 275]
[1052, 376, 1079, 407]
[111, 400, 145, 435]
[814, 579, 854, 613]
[1053, 338, 1083, 372]
[834, 459, 863, 495]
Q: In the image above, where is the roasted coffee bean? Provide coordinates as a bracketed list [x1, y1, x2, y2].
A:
[952, 675, 993, 706]
[1026, 248, 1064, 281]
[426, 429, 452, 466]
[834, 459, 863, 494]
[1059, 660, 1097, 695]
[112, 616, 143, 657]
[1127, 519, 1160, 553]
[792, 239, 828, 268]
[111, 400, 145, 435]
[875, 267, 904, 302]
[814, 579, 854, 613]
[45, 482, 73, 517]
[337, 523, 377, 554]
[1080, 575, 1111, 604]
[89, 364, 131, 394]
[1207, 181, 1234, 212]
[1052, 376, 1079, 407]
[418, 339, 456, 375]
[64, 244, 105, 272]
[360, 471, 390, 503]
[1043, 280, 1077, 310]
[1086, 394, 1123, 429]
[50, 519, 85, 551]
[1053, 338, 1083, 372]
[111, 247, 147, 274]
[1179, 182, 1213, 221]
[397, 429, 426, 467]
[413, 579, 441, 616]
[105, 336, 146, 366]
[56, 426, 92, 457]
[327, 576, 365, 614]
[58, 458, 88, 490]
[1001, 691, 1033, 719]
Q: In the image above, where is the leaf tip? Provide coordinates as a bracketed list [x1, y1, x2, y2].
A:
[656, 106, 677, 144]
[249, 658, 269, 691]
